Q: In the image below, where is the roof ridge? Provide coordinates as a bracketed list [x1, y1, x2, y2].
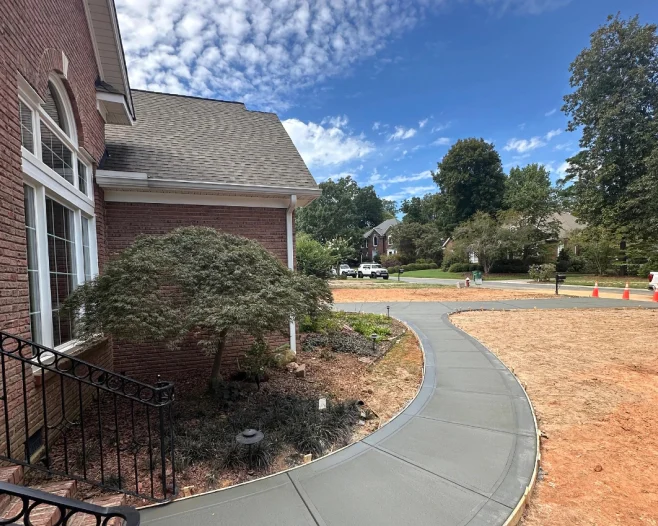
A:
[131, 89, 246, 106]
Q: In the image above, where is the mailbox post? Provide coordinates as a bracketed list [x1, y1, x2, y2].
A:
[398, 268, 404, 282]
[555, 272, 566, 295]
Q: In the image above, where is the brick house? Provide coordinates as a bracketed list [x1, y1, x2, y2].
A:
[0, 0, 318, 506]
[362, 218, 399, 261]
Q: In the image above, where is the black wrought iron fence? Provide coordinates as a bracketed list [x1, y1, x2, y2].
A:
[0, 480, 140, 525]
[0, 330, 176, 502]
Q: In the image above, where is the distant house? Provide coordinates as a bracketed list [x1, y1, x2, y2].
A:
[362, 218, 400, 261]
[550, 212, 586, 256]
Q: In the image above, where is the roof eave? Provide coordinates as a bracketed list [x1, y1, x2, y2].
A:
[95, 170, 322, 203]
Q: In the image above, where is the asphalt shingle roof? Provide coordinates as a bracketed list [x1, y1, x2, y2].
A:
[363, 218, 400, 238]
[102, 90, 318, 190]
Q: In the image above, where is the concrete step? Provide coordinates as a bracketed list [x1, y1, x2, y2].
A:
[0, 465, 24, 515]
[1, 480, 76, 526]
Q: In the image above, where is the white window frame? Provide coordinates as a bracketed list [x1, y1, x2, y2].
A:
[19, 75, 99, 353]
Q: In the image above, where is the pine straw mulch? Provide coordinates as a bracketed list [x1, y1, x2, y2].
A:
[452, 308, 658, 526]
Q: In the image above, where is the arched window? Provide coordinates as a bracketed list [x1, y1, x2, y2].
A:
[43, 81, 70, 135]
[18, 75, 98, 350]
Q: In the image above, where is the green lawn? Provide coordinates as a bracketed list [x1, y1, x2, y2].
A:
[402, 269, 529, 280]
[401, 269, 651, 289]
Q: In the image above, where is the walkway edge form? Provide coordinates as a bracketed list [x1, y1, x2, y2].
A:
[446, 310, 541, 526]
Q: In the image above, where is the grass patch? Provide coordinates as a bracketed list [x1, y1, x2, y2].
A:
[301, 311, 392, 339]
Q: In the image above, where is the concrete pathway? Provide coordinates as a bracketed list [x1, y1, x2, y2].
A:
[140, 298, 656, 526]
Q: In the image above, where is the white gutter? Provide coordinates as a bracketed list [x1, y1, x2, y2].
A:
[95, 170, 323, 198]
[287, 195, 297, 353]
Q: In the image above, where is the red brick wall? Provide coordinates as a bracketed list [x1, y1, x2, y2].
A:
[104, 202, 292, 380]
[0, 0, 105, 459]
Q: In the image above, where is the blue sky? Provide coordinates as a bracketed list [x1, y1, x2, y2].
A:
[116, 0, 657, 205]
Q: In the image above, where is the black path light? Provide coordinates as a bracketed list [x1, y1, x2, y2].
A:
[370, 333, 377, 354]
[236, 429, 264, 467]
[387, 305, 390, 317]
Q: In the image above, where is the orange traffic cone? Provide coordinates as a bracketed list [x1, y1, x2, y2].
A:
[622, 282, 630, 300]
[653, 288, 658, 302]
[592, 282, 599, 298]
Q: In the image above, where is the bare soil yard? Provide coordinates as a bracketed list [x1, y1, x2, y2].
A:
[332, 283, 556, 302]
[452, 309, 658, 526]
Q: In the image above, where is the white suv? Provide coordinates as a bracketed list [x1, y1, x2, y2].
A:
[648, 271, 658, 291]
[358, 263, 389, 279]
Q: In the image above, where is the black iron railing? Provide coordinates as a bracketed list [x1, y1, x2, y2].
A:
[0, 480, 140, 525]
[0, 331, 176, 502]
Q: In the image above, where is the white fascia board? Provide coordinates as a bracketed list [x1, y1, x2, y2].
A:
[96, 92, 134, 125]
[104, 190, 291, 209]
[96, 170, 322, 197]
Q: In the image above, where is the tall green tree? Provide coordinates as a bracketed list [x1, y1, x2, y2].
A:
[391, 222, 443, 265]
[296, 176, 391, 248]
[400, 194, 441, 224]
[504, 164, 560, 231]
[65, 227, 332, 385]
[562, 14, 658, 239]
[433, 139, 506, 233]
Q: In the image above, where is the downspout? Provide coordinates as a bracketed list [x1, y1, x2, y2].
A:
[287, 195, 297, 353]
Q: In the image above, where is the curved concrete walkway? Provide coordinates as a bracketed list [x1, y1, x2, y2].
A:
[140, 298, 655, 526]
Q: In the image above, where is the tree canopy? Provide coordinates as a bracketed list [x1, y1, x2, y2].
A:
[296, 176, 394, 252]
[432, 138, 506, 232]
[65, 227, 332, 384]
[562, 14, 658, 239]
[391, 222, 444, 265]
[504, 164, 560, 231]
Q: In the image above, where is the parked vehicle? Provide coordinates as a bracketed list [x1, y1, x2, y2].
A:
[648, 271, 658, 291]
[339, 264, 357, 277]
[358, 263, 389, 279]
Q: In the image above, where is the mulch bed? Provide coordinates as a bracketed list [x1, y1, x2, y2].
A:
[26, 317, 422, 506]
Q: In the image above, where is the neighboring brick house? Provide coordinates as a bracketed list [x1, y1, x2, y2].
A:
[0, 0, 319, 491]
[362, 218, 399, 261]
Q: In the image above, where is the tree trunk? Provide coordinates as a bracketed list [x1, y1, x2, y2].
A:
[209, 330, 229, 389]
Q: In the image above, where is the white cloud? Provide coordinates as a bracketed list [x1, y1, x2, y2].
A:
[387, 170, 433, 184]
[545, 128, 562, 141]
[418, 118, 429, 128]
[388, 126, 417, 141]
[433, 137, 451, 146]
[382, 185, 435, 202]
[431, 122, 451, 133]
[504, 137, 546, 153]
[542, 161, 570, 178]
[475, 0, 572, 15]
[116, 0, 566, 110]
[282, 117, 373, 168]
[505, 128, 563, 153]
[372, 122, 381, 131]
[545, 108, 557, 117]
[553, 142, 573, 151]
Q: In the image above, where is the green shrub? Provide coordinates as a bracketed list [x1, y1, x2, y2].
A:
[528, 263, 556, 282]
[490, 259, 527, 274]
[568, 256, 586, 273]
[402, 262, 439, 272]
[380, 254, 402, 268]
[303, 332, 376, 355]
[448, 263, 482, 273]
[442, 251, 467, 271]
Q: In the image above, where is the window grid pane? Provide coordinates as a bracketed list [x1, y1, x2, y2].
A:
[77, 161, 87, 195]
[24, 185, 41, 344]
[19, 102, 34, 153]
[46, 198, 76, 347]
[40, 122, 73, 185]
[81, 217, 91, 282]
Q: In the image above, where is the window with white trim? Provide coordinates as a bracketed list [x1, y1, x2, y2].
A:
[19, 76, 98, 350]
[373, 236, 378, 246]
